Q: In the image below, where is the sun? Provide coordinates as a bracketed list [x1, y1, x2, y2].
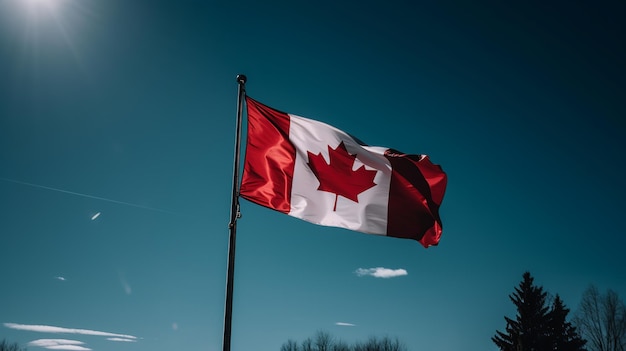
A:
[13, 0, 64, 19]
[24, 0, 60, 11]
[1, 0, 90, 75]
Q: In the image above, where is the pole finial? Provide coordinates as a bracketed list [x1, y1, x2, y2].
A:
[236, 74, 247, 84]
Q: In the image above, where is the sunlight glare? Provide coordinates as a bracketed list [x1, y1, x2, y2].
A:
[6, 0, 91, 76]
[18, 0, 63, 20]
[25, 0, 56, 6]
[24, 0, 59, 12]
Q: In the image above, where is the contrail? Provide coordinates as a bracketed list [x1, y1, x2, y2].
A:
[0, 177, 178, 215]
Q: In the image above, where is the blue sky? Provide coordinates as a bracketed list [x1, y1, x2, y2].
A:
[0, 0, 624, 351]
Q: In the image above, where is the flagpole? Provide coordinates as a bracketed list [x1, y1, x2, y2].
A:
[224, 74, 246, 351]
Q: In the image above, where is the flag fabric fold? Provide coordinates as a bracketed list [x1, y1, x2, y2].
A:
[239, 96, 447, 248]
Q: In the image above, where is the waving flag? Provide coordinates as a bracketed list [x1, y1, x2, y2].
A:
[240, 97, 447, 248]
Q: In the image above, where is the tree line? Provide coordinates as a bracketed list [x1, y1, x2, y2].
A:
[280, 331, 407, 351]
[280, 272, 626, 351]
[2, 272, 625, 351]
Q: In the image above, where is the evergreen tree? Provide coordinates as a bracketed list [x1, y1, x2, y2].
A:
[493, 272, 551, 351]
[548, 295, 587, 351]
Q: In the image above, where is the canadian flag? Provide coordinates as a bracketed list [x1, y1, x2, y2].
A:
[240, 97, 447, 248]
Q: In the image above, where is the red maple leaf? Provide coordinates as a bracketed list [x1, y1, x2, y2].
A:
[307, 141, 377, 211]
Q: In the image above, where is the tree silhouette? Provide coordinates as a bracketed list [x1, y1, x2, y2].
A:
[548, 294, 587, 351]
[493, 272, 589, 351]
[0, 339, 26, 351]
[332, 340, 351, 351]
[314, 331, 334, 351]
[493, 272, 552, 351]
[575, 285, 626, 351]
[354, 336, 406, 351]
[280, 331, 406, 351]
[301, 337, 314, 351]
[281, 339, 299, 351]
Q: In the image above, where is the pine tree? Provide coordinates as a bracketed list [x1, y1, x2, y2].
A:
[548, 295, 587, 351]
[493, 272, 551, 351]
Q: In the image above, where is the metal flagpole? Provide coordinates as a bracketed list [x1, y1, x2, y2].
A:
[224, 74, 247, 351]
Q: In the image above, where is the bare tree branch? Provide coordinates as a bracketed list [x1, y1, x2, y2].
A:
[575, 285, 626, 351]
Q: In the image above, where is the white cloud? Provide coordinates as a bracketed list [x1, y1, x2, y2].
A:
[45, 346, 91, 351]
[54, 277, 66, 281]
[107, 338, 136, 342]
[4, 323, 137, 340]
[335, 322, 356, 327]
[122, 281, 132, 295]
[28, 340, 84, 347]
[354, 267, 408, 278]
[28, 339, 90, 351]
[118, 272, 132, 295]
